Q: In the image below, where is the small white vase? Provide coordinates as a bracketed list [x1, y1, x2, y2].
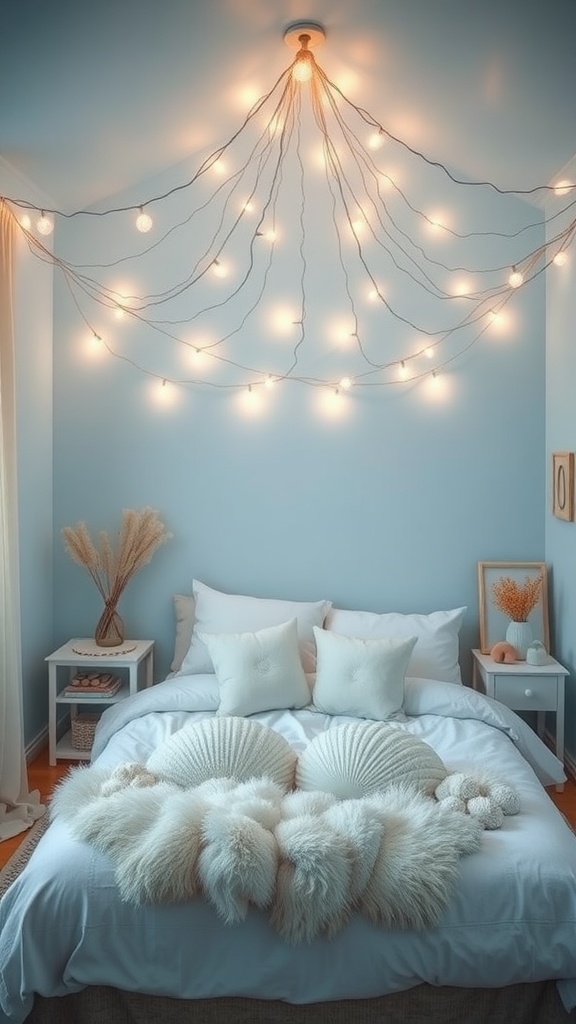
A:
[505, 620, 533, 660]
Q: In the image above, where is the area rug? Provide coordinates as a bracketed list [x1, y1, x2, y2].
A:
[0, 814, 49, 898]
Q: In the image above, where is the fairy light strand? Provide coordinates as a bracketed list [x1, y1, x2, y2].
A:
[2, 30, 574, 396]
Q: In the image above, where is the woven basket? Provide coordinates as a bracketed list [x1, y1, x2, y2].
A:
[71, 713, 100, 751]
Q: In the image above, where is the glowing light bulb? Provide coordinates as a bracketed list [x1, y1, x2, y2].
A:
[292, 52, 313, 82]
[368, 130, 385, 150]
[553, 251, 568, 267]
[20, 213, 31, 230]
[424, 346, 435, 360]
[264, 375, 276, 389]
[154, 379, 172, 404]
[242, 199, 254, 214]
[508, 268, 524, 288]
[427, 212, 448, 235]
[339, 376, 353, 390]
[554, 180, 574, 197]
[398, 361, 409, 381]
[212, 259, 228, 278]
[136, 207, 153, 233]
[113, 306, 126, 320]
[239, 382, 264, 416]
[36, 212, 53, 236]
[451, 278, 472, 297]
[87, 331, 104, 356]
[487, 309, 509, 335]
[264, 228, 277, 243]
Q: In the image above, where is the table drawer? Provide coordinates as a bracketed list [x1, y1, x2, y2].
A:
[494, 675, 557, 711]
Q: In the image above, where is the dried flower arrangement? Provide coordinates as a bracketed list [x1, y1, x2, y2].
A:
[62, 508, 171, 646]
[491, 573, 543, 623]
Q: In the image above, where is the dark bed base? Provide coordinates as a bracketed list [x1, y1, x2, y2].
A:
[28, 981, 574, 1024]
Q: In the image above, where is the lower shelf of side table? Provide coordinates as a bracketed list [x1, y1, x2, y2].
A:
[54, 729, 94, 761]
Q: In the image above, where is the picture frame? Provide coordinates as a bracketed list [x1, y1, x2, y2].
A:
[552, 451, 574, 522]
[477, 561, 549, 655]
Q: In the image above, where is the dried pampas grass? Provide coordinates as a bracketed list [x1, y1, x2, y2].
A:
[62, 508, 171, 637]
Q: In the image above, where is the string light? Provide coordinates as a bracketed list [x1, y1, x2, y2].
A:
[3, 21, 575, 405]
[508, 267, 524, 288]
[554, 180, 575, 197]
[211, 258, 228, 278]
[135, 206, 153, 233]
[36, 211, 53, 236]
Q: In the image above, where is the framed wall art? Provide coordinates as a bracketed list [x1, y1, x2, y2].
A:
[477, 561, 550, 655]
[552, 451, 574, 522]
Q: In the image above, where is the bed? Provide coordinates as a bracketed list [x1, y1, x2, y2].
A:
[2, 582, 576, 1024]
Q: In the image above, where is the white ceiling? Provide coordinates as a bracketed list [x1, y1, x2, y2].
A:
[2, 0, 576, 213]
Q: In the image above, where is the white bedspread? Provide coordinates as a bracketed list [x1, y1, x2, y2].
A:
[1, 676, 576, 1024]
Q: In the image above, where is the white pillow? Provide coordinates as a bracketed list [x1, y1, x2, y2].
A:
[170, 594, 195, 673]
[199, 619, 311, 717]
[312, 627, 417, 721]
[179, 580, 331, 676]
[324, 607, 466, 684]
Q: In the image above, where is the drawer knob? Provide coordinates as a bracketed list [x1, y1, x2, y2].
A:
[524, 688, 533, 698]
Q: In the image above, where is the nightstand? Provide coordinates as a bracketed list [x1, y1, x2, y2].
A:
[471, 648, 567, 790]
[46, 638, 154, 765]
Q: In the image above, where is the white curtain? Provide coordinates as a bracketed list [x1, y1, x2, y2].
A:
[0, 199, 43, 841]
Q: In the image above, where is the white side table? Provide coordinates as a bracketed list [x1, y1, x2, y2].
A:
[471, 648, 567, 791]
[46, 638, 154, 765]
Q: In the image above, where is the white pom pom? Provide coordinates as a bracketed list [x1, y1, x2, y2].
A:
[129, 771, 159, 789]
[467, 796, 504, 830]
[484, 782, 520, 816]
[435, 773, 480, 802]
[101, 763, 157, 797]
[438, 795, 467, 814]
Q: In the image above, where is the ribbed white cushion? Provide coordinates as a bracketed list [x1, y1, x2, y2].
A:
[296, 721, 447, 799]
[147, 716, 297, 791]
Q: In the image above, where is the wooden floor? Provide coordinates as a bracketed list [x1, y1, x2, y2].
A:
[1, 747, 576, 870]
[0, 749, 73, 868]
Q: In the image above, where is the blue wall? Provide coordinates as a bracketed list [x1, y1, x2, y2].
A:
[545, 162, 576, 760]
[49, 154, 546, 689]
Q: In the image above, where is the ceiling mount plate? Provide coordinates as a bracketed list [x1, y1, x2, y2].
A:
[283, 22, 326, 50]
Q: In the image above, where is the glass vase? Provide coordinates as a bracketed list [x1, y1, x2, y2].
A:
[94, 604, 125, 647]
[505, 620, 533, 660]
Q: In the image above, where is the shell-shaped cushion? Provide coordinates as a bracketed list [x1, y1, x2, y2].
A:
[147, 716, 297, 792]
[296, 722, 447, 799]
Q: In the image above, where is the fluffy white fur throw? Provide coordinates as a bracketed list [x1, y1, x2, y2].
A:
[52, 763, 483, 942]
[50, 720, 519, 941]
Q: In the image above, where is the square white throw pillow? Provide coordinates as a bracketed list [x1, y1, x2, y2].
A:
[170, 594, 195, 673]
[312, 627, 417, 721]
[199, 619, 311, 717]
[324, 607, 466, 684]
[178, 580, 332, 676]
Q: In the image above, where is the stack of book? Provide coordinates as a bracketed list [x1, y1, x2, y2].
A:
[63, 672, 122, 698]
